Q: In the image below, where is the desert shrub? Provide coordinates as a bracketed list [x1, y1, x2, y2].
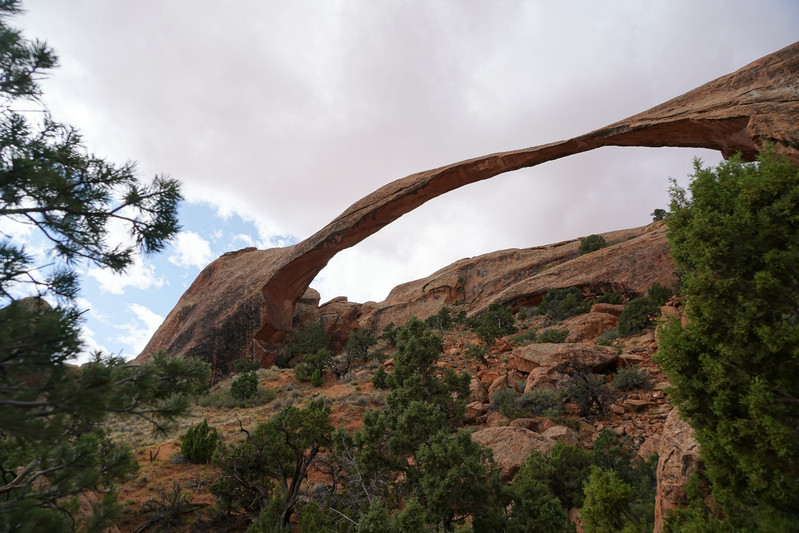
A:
[596, 327, 621, 346]
[474, 303, 518, 343]
[596, 291, 624, 304]
[283, 323, 330, 366]
[181, 419, 219, 464]
[509, 328, 538, 345]
[230, 371, 258, 400]
[140, 482, 192, 531]
[380, 322, 398, 347]
[425, 306, 453, 333]
[515, 389, 564, 418]
[647, 282, 674, 306]
[564, 368, 614, 416]
[491, 388, 563, 420]
[537, 328, 568, 343]
[651, 208, 668, 222]
[579, 234, 607, 255]
[232, 358, 261, 373]
[455, 310, 468, 325]
[465, 344, 487, 363]
[346, 326, 377, 359]
[489, 388, 518, 417]
[537, 287, 591, 321]
[618, 297, 660, 335]
[294, 348, 333, 386]
[612, 367, 652, 391]
[372, 365, 389, 389]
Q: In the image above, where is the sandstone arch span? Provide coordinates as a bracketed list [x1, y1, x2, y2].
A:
[138, 42, 799, 366]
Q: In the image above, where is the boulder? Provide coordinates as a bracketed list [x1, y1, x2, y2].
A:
[590, 303, 625, 316]
[562, 312, 618, 342]
[541, 425, 580, 447]
[471, 427, 556, 481]
[469, 376, 489, 403]
[654, 408, 702, 533]
[509, 343, 619, 374]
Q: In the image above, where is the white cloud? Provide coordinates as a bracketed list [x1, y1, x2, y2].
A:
[168, 231, 214, 269]
[232, 233, 255, 247]
[87, 256, 166, 295]
[115, 303, 164, 357]
[76, 325, 110, 364]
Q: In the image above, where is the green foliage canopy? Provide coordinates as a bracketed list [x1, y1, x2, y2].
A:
[656, 149, 799, 527]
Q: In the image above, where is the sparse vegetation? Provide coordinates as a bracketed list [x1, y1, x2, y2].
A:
[474, 302, 518, 343]
[535, 286, 591, 321]
[537, 328, 569, 343]
[596, 291, 624, 305]
[579, 234, 607, 255]
[509, 328, 538, 345]
[618, 297, 660, 335]
[180, 419, 219, 464]
[612, 367, 652, 391]
[230, 371, 258, 400]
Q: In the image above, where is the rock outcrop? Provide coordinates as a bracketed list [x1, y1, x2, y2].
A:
[654, 408, 702, 532]
[470, 426, 556, 481]
[138, 42, 799, 367]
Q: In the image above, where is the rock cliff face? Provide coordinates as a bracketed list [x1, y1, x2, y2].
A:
[138, 42, 799, 367]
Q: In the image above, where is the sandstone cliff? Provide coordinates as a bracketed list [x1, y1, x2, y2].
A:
[137, 42, 799, 370]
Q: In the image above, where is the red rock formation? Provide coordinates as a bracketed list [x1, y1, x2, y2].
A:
[138, 43, 799, 367]
[470, 426, 556, 481]
[654, 408, 702, 532]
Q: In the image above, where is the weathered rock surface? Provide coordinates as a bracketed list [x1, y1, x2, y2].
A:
[508, 343, 619, 374]
[654, 408, 702, 532]
[138, 43, 799, 368]
[470, 426, 556, 481]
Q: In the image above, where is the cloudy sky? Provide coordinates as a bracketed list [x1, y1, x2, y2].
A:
[13, 1, 799, 361]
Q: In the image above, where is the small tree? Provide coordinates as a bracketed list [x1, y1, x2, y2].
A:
[181, 419, 219, 464]
[579, 234, 607, 255]
[230, 371, 258, 400]
[474, 303, 517, 343]
[581, 467, 635, 533]
[618, 297, 660, 335]
[213, 400, 333, 529]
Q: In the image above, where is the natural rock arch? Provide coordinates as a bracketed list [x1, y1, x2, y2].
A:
[138, 42, 799, 366]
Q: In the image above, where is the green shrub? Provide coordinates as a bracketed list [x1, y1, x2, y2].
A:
[232, 358, 260, 373]
[538, 287, 591, 321]
[199, 386, 276, 409]
[491, 388, 563, 419]
[537, 328, 568, 343]
[564, 368, 613, 416]
[647, 282, 674, 306]
[596, 327, 621, 346]
[509, 328, 537, 345]
[618, 297, 660, 335]
[579, 234, 607, 255]
[651, 208, 668, 222]
[612, 367, 653, 391]
[310, 369, 324, 387]
[372, 365, 389, 389]
[474, 303, 517, 343]
[425, 306, 453, 333]
[230, 371, 258, 400]
[596, 291, 624, 305]
[346, 326, 377, 359]
[515, 389, 564, 418]
[465, 344, 487, 363]
[284, 323, 330, 364]
[380, 322, 398, 347]
[180, 419, 219, 464]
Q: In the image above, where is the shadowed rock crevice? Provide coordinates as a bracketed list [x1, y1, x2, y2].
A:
[137, 42, 799, 366]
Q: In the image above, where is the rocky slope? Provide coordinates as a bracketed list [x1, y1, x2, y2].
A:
[138, 42, 799, 369]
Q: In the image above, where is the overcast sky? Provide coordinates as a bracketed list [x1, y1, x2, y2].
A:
[13, 1, 799, 360]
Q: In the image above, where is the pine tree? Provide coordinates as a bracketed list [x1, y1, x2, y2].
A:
[0, 2, 208, 529]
